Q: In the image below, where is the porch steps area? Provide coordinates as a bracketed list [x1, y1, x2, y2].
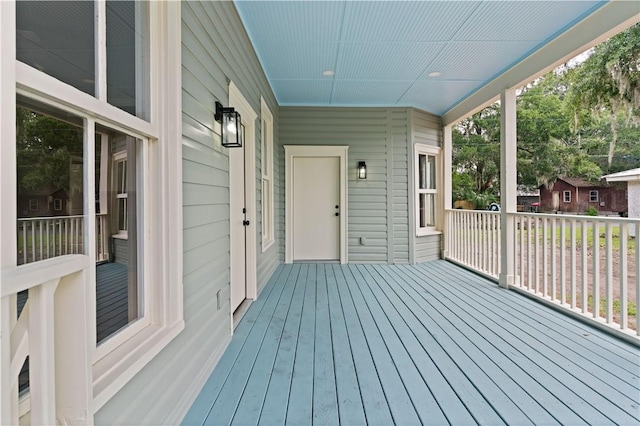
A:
[183, 261, 640, 425]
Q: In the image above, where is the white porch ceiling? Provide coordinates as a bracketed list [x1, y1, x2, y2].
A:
[234, 1, 638, 120]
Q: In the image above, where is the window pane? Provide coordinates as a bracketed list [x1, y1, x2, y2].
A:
[95, 129, 142, 343]
[427, 194, 435, 226]
[17, 1, 95, 96]
[419, 154, 427, 189]
[428, 155, 436, 190]
[107, 0, 149, 118]
[419, 193, 426, 228]
[16, 104, 85, 265]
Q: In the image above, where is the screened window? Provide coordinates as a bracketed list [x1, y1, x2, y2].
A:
[16, 0, 150, 119]
[563, 191, 571, 203]
[415, 144, 440, 235]
[9, 0, 183, 408]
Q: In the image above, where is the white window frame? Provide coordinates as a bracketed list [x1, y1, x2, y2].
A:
[589, 190, 598, 202]
[563, 190, 571, 203]
[29, 199, 38, 211]
[53, 198, 63, 211]
[112, 151, 128, 238]
[415, 144, 441, 236]
[260, 98, 274, 251]
[5, 1, 183, 413]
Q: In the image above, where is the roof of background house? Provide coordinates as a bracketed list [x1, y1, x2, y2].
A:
[557, 177, 603, 188]
[602, 168, 640, 182]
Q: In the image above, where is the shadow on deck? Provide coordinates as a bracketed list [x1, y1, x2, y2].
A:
[184, 260, 640, 425]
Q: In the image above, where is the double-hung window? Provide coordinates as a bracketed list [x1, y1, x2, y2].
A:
[563, 191, 571, 203]
[261, 98, 275, 251]
[415, 144, 441, 235]
[6, 0, 183, 411]
[589, 190, 598, 202]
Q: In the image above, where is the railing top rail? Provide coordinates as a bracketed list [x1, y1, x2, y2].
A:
[1, 254, 90, 297]
[17, 213, 107, 222]
[510, 211, 639, 223]
[445, 209, 500, 215]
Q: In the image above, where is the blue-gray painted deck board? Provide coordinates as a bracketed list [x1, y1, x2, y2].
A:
[183, 261, 640, 426]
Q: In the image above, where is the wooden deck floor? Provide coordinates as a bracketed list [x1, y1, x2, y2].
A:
[96, 261, 129, 343]
[183, 261, 640, 426]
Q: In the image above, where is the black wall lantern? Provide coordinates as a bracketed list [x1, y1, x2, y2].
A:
[215, 101, 242, 148]
[357, 161, 367, 179]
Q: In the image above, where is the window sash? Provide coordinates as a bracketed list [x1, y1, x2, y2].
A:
[563, 191, 571, 203]
[415, 144, 440, 235]
[7, 0, 185, 412]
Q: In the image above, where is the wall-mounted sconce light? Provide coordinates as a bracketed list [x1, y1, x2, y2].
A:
[357, 161, 367, 179]
[215, 101, 242, 148]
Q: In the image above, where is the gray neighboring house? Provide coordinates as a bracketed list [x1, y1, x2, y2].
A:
[603, 167, 640, 237]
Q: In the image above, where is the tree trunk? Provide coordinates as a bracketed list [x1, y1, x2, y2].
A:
[607, 115, 617, 169]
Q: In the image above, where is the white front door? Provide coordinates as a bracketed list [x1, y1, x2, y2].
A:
[552, 191, 559, 210]
[293, 156, 340, 261]
[228, 83, 258, 315]
[229, 143, 246, 311]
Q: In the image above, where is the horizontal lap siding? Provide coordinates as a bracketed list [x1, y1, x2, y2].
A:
[412, 110, 443, 263]
[95, 2, 279, 424]
[279, 107, 399, 263]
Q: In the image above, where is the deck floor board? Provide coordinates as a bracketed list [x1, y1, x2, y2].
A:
[184, 260, 640, 426]
[407, 262, 639, 423]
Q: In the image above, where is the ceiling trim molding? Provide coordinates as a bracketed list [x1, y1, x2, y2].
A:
[442, 1, 640, 126]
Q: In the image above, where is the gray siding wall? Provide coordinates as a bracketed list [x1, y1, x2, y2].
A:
[279, 107, 411, 263]
[411, 109, 443, 263]
[95, 2, 279, 424]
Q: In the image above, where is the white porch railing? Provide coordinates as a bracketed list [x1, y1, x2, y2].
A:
[17, 214, 109, 265]
[1, 255, 92, 425]
[446, 209, 501, 278]
[446, 209, 639, 339]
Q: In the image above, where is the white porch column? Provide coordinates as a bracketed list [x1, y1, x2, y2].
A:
[442, 124, 453, 259]
[500, 89, 517, 289]
[0, 1, 17, 424]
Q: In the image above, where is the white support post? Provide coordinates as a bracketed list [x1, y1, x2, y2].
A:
[0, 2, 17, 423]
[29, 279, 59, 425]
[54, 271, 93, 424]
[499, 89, 517, 289]
[442, 124, 453, 259]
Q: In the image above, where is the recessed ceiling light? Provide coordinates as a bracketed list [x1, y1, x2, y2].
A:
[428, 71, 442, 78]
[322, 70, 335, 77]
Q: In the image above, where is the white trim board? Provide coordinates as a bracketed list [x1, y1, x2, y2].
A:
[284, 145, 348, 264]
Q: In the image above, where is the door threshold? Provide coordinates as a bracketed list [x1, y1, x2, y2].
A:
[233, 299, 252, 329]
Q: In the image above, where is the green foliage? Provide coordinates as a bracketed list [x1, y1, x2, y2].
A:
[452, 24, 639, 195]
[16, 108, 83, 194]
[585, 206, 599, 216]
[565, 23, 640, 168]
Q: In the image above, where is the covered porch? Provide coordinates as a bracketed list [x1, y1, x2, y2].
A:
[184, 261, 639, 425]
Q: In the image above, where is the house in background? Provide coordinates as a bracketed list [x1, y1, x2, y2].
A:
[517, 186, 540, 212]
[539, 177, 627, 214]
[603, 167, 640, 236]
[1, 1, 638, 425]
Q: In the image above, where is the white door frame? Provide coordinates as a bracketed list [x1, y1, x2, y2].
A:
[229, 82, 257, 311]
[284, 145, 348, 264]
